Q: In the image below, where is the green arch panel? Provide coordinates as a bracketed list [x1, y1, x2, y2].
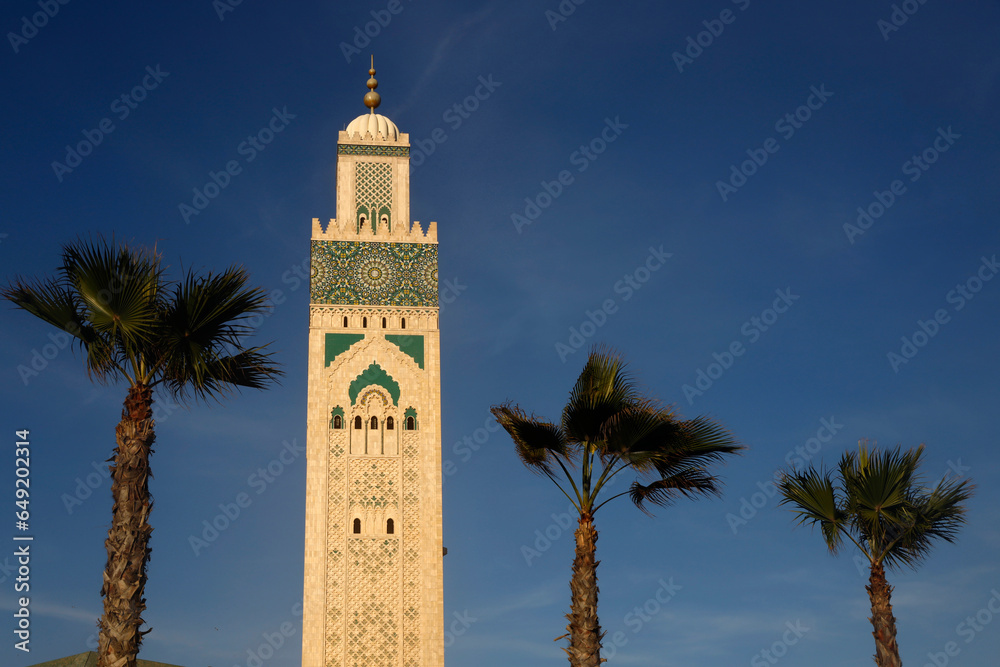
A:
[349, 363, 400, 406]
[385, 334, 424, 369]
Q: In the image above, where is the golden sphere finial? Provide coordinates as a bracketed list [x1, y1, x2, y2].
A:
[363, 54, 380, 112]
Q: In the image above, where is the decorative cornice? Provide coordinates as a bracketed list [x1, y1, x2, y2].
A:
[312, 218, 437, 244]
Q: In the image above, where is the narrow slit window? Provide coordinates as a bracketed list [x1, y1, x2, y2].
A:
[406, 416, 415, 431]
[401, 317, 406, 329]
[362, 316, 367, 328]
[386, 518, 395, 535]
[343, 316, 348, 327]
[382, 317, 387, 328]
[353, 518, 361, 534]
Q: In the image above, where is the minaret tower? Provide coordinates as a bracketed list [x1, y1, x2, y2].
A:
[302, 59, 444, 667]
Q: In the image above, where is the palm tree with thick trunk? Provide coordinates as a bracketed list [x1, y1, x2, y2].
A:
[778, 442, 973, 667]
[3, 236, 281, 667]
[491, 346, 742, 667]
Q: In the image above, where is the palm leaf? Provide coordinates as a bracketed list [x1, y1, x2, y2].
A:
[491, 403, 570, 476]
[778, 468, 848, 554]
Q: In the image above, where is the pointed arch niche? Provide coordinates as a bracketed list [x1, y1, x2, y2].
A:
[346, 363, 402, 457]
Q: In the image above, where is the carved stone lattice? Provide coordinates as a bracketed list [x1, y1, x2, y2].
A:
[402, 432, 421, 666]
[347, 539, 400, 666]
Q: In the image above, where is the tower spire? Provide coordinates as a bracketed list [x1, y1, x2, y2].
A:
[364, 55, 381, 113]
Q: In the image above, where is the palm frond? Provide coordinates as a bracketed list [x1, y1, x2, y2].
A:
[62, 237, 163, 349]
[628, 468, 721, 515]
[562, 345, 641, 445]
[883, 473, 974, 569]
[491, 403, 571, 477]
[778, 467, 848, 554]
[156, 266, 280, 398]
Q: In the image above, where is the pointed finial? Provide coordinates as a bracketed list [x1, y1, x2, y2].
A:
[364, 55, 381, 113]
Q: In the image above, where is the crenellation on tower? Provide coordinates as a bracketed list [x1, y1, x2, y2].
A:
[311, 217, 438, 244]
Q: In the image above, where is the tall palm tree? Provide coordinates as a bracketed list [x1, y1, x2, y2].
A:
[491, 347, 742, 667]
[778, 442, 973, 667]
[2, 236, 281, 667]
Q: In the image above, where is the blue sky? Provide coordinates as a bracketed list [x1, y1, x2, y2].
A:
[1, 1, 999, 666]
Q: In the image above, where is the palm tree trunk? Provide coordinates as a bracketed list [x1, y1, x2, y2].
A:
[564, 512, 602, 667]
[866, 561, 902, 667]
[97, 384, 155, 667]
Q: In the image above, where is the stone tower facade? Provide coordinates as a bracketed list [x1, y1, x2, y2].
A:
[302, 65, 444, 667]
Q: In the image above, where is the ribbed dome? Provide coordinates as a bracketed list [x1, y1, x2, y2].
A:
[345, 112, 400, 142]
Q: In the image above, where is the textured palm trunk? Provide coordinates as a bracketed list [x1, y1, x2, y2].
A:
[866, 561, 902, 667]
[564, 513, 602, 667]
[97, 384, 155, 667]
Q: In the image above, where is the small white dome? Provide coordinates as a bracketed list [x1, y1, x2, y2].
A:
[345, 113, 400, 141]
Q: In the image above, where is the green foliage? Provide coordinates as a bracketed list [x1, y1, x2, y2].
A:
[491, 345, 743, 516]
[2, 235, 282, 398]
[778, 441, 974, 570]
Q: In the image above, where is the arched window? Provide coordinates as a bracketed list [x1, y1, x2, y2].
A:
[354, 416, 362, 429]
[386, 417, 394, 430]
[353, 518, 361, 534]
[382, 317, 387, 328]
[370, 416, 378, 430]
[406, 416, 415, 431]
[401, 317, 406, 329]
[343, 316, 348, 327]
[362, 316, 367, 328]
[333, 415, 342, 429]
[386, 518, 394, 535]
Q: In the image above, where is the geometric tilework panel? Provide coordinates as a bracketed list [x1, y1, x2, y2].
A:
[356, 161, 392, 232]
[311, 241, 438, 307]
[339, 144, 410, 157]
